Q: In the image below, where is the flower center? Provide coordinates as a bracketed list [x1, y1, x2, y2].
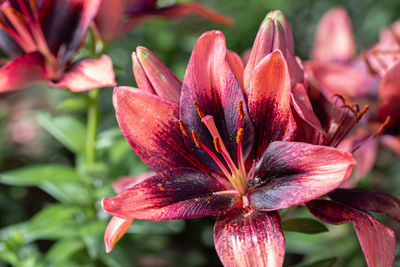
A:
[179, 100, 256, 195]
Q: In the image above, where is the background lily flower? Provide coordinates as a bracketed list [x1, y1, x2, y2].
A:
[93, 0, 234, 41]
[102, 29, 358, 266]
[0, 0, 116, 92]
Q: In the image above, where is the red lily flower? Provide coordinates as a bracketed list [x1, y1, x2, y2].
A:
[93, 0, 234, 41]
[102, 27, 358, 266]
[303, 7, 398, 182]
[0, 0, 116, 92]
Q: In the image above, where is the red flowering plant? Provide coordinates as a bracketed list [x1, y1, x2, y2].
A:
[93, 0, 233, 42]
[304, 7, 397, 182]
[0, 0, 116, 92]
[101, 11, 400, 266]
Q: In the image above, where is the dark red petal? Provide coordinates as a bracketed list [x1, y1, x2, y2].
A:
[291, 83, 327, 145]
[135, 46, 181, 103]
[0, 52, 46, 92]
[226, 49, 244, 91]
[329, 188, 400, 222]
[311, 8, 356, 62]
[112, 172, 155, 194]
[113, 86, 204, 172]
[40, 0, 100, 63]
[104, 217, 133, 253]
[307, 200, 396, 267]
[0, 29, 24, 57]
[180, 30, 254, 172]
[119, 2, 233, 37]
[305, 62, 379, 101]
[49, 55, 116, 92]
[214, 208, 285, 267]
[93, 0, 125, 41]
[102, 168, 238, 220]
[247, 50, 296, 159]
[249, 141, 356, 211]
[378, 60, 400, 128]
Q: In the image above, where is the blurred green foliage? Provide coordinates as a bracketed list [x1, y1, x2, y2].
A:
[0, 0, 400, 266]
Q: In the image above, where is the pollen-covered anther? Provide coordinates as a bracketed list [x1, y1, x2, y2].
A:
[340, 104, 358, 116]
[357, 105, 369, 121]
[236, 128, 244, 144]
[237, 100, 244, 120]
[377, 116, 391, 136]
[178, 120, 190, 136]
[213, 137, 222, 153]
[194, 101, 206, 119]
[191, 130, 202, 148]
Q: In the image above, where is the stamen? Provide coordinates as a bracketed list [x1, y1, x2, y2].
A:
[213, 137, 222, 153]
[238, 100, 244, 121]
[178, 120, 190, 136]
[191, 130, 202, 148]
[194, 101, 206, 119]
[236, 128, 244, 144]
[357, 105, 369, 121]
[377, 116, 391, 137]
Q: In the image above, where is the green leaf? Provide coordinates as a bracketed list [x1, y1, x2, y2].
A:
[299, 257, 337, 267]
[0, 165, 91, 204]
[37, 112, 86, 154]
[44, 239, 85, 265]
[0, 205, 81, 244]
[282, 218, 328, 234]
[79, 220, 107, 259]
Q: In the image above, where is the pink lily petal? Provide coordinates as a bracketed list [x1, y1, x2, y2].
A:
[0, 52, 46, 92]
[380, 135, 400, 157]
[311, 7, 356, 62]
[102, 168, 238, 220]
[41, 0, 101, 64]
[113, 86, 204, 172]
[307, 200, 396, 267]
[378, 59, 400, 128]
[112, 172, 155, 194]
[93, 0, 127, 41]
[226, 49, 244, 90]
[247, 50, 296, 159]
[329, 188, 400, 222]
[50, 55, 116, 92]
[120, 2, 233, 35]
[214, 208, 285, 267]
[291, 83, 327, 145]
[104, 217, 134, 253]
[249, 141, 356, 211]
[305, 62, 379, 100]
[180, 30, 254, 172]
[133, 46, 181, 103]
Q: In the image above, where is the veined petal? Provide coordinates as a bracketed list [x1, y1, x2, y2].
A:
[113, 86, 204, 172]
[311, 7, 356, 62]
[50, 55, 116, 92]
[102, 168, 238, 220]
[226, 49, 244, 90]
[307, 200, 396, 267]
[249, 141, 356, 211]
[329, 188, 400, 222]
[305, 62, 378, 100]
[180, 30, 254, 171]
[104, 217, 133, 253]
[214, 208, 285, 267]
[112, 172, 155, 194]
[291, 83, 327, 145]
[0, 52, 46, 92]
[247, 50, 296, 159]
[40, 0, 100, 64]
[135, 46, 181, 103]
[378, 60, 400, 128]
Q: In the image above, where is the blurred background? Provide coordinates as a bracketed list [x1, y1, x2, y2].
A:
[0, 0, 400, 266]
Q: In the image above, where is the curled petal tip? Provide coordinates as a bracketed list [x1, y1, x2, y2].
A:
[104, 217, 134, 253]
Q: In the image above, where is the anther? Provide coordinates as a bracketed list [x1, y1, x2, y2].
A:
[191, 130, 202, 148]
[340, 104, 357, 116]
[178, 120, 190, 137]
[357, 105, 369, 121]
[330, 94, 346, 104]
[194, 101, 206, 119]
[377, 116, 391, 136]
[236, 128, 244, 144]
[238, 100, 244, 121]
[213, 137, 222, 153]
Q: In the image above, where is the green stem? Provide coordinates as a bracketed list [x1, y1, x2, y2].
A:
[85, 88, 100, 165]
